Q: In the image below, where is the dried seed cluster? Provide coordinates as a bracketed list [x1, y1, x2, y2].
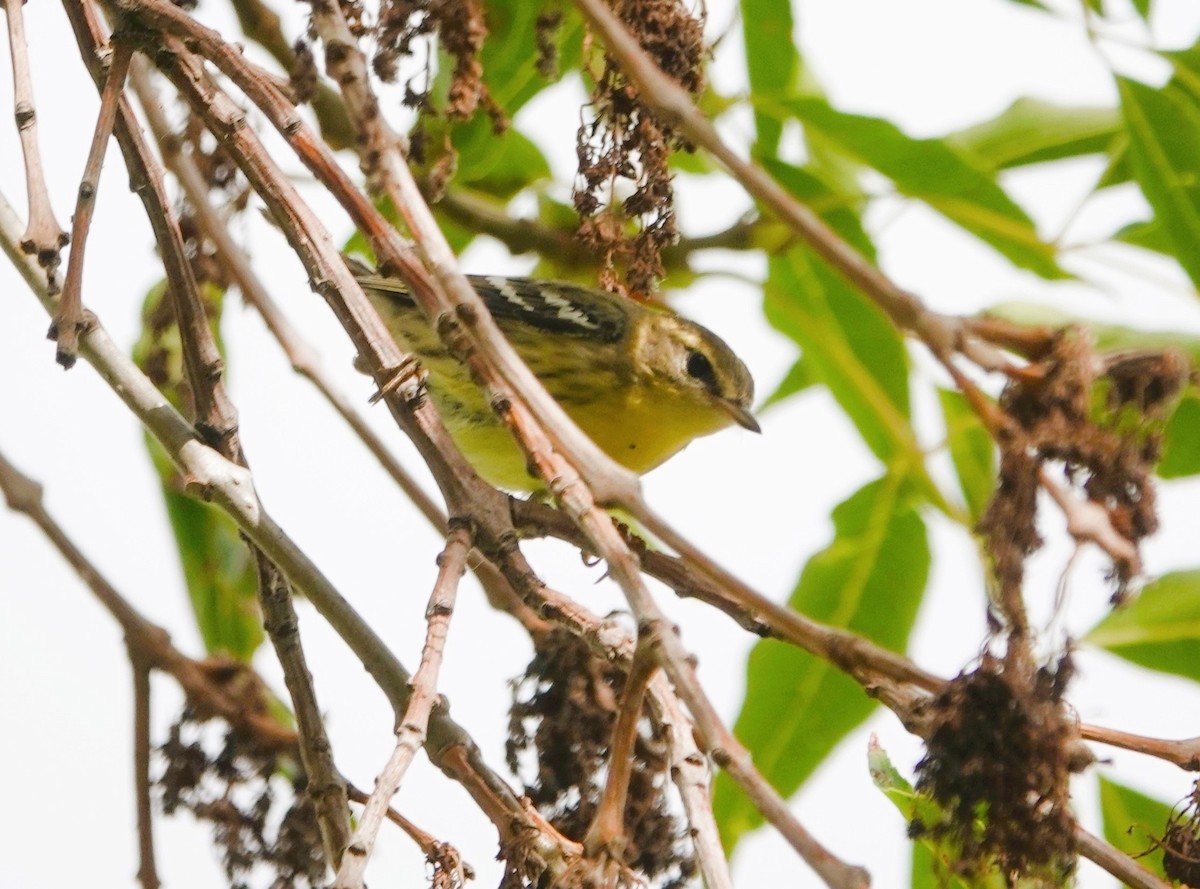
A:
[506, 629, 696, 888]
[981, 331, 1186, 605]
[913, 655, 1081, 883]
[575, 0, 706, 294]
[1163, 783, 1200, 886]
[158, 713, 324, 889]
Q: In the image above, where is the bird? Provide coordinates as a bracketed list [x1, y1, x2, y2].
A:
[357, 270, 759, 490]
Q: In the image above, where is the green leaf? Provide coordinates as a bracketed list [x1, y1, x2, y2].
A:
[760, 355, 817, 409]
[740, 0, 799, 155]
[1131, 0, 1153, 21]
[1098, 777, 1171, 878]
[1160, 392, 1200, 478]
[1084, 570, 1200, 683]
[764, 247, 917, 465]
[783, 97, 1067, 279]
[132, 282, 264, 661]
[999, 0, 1051, 9]
[452, 123, 552, 198]
[871, 744, 1007, 889]
[1113, 218, 1171, 255]
[479, 0, 584, 113]
[938, 389, 996, 521]
[714, 475, 930, 849]
[1118, 76, 1200, 289]
[159, 479, 263, 660]
[946, 98, 1120, 171]
[761, 159, 873, 257]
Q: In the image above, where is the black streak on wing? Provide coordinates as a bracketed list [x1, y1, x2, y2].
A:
[470, 277, 627, 343]
[358, 273, 628, 343]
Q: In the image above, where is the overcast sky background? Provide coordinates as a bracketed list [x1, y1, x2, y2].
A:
[4, 0, 1200, 887]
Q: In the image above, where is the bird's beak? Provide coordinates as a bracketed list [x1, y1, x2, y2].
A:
[718, 398, 762, 433]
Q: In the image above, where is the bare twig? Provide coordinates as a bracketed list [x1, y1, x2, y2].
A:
[1075, 824, 1172, 889]
[1082, 724, 1200, 770]
[582, 641, 659, 858]
[131, 656, 161, 889]
[4, 0, 68, 276]
[344, 783, 472, 881]
[55, 36, 132, 368]
[1041, 468, 1142, 577]
[336, 524, 472, 889]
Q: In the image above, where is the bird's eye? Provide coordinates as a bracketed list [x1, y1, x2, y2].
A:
[685, 350, 717, 388]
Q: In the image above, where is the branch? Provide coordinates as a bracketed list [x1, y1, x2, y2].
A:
[0, 444, 296, 750]
[1082, 724, 1200, 770]
[131, 656, 160, 889]
[336, 524, 471, 889]
[1075, 824, 1172, 889]
[3, 0, 68, 277]
[55, 36, 132, 367]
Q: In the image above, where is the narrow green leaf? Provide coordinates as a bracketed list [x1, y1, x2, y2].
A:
[1131, 0, 1153, 21]
[947, 98, 1119, 171]
[871, 746, 997, 889]
[784, 97, 1066, 279]
[765, 247, 916, 464]
[132, 282, 263, 661]
[1084, 570, 1200, 683]
[1098, 777, 1171, 878]
[1159, 392, 1200, 478]
[1113, 218, 1171, 255]
[938, 389, 996, 521]
[1118, 76, 1200, 289]
[740, 0, 799, 155]
[872, 743, 1046, 888]
[714, 476, 930, 849]
[159, 479, 263, 660]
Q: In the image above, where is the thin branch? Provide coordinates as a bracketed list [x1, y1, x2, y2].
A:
[1082, 724, 1200, 771]
[1075, 824, 1172, 889]
[344, 785, 474, 885]
[582, 641, 658, 858]
[649, 675, 733, 889]
[511, 498, 945, 692]
[131, 656, 161, 889]
[54, 36, 132, 368]
[336, 524, 472, 889]
[434, 184, 763, 272]
[4, 0, 68, 277]
[1041, 467, 1142, 577]
[226, 0, 355, 149]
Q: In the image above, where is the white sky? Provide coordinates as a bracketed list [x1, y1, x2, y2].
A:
[3, 1, 1200, 887]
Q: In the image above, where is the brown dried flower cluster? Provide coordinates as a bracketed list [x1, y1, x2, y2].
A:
[158, 713, 323, 889]
[575, 0, 706, 294]
[913, 654, 1083, 884]
[981, 331, 1187, 607]
[506, 629, 696, 888]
